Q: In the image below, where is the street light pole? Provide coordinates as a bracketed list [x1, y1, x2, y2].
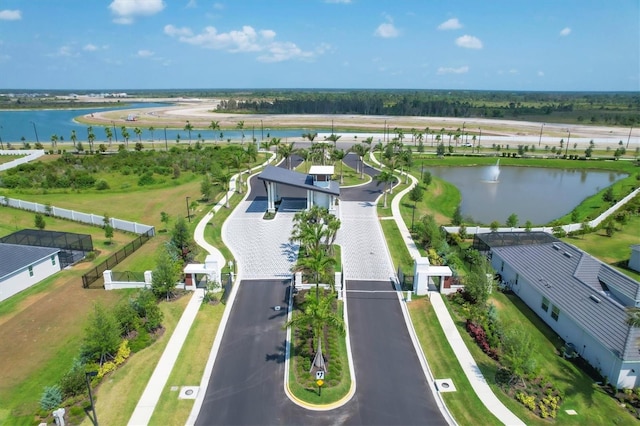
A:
[478, 127, 482, 153]
[85, 371, 98, 425]
[538, 123, 544, 147]
[462, 122, 466, 145]
[30, 121, 39, 143]
[566, 130, 570, 157]
[627, 125, 633, 149]
[186, 196, 191, 222]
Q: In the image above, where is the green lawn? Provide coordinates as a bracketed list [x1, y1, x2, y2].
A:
[445, 292, 638, 425]
[149, 301, 225, 425]
[408, 298, 501, 426]
[379, 219, 413, 275]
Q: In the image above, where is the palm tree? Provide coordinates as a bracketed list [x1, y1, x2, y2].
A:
[184, 121, 193, 146]
[231, 151, 246, 193]
[363, 136, 373, 147]
[375, 170, 395, 208]
[326, 133, 341, 148]
[331, 148, 346, 184]
[296, 148, 310, 172]
[283, 291, 344, 372]
[87, 126, 95, 152]
[269, 137, 282, 156]
[134, 127, 142, 144]
[50, 134, 58, 149]
[121, 126, 129, 148]
[297, 246, 337, 297]
[70, 130, 77, 150]
[302, 132, 318, 143]
[149, 126, 155, 149]
[209, 121, 220, 143]
[236, 121, 245, 144]
[214, 173, 232, 208]
[626, 308, 640, 327]
[350, 143, 369, 179]
[279, 142, 295, 169]
[104, 126, 113, 147]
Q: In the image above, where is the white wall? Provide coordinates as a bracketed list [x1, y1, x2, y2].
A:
[0, 253, 61, 302]
[629, 248, 640, 273]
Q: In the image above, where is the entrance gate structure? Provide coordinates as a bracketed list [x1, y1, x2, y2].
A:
[257, 165, 339, 214]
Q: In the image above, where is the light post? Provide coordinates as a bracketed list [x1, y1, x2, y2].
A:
[566, 129, 570, 157]
[538, 123, 544, 147]
[462, 121, 466, 145]
[477, 127, 482, 153]
[85, 371, 98, 425]
[185, 196, 191, 223]
[627, 125, 633, 149]
[30, 121, 39, 143]
[112, 121, 118, 143]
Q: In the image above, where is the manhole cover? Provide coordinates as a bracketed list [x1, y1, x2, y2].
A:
[274, 306, 281, 311]
[185, 389, 194, 396]
[435, 379, 457, 392]
[178, 386, 199, 399]
[441, 382, 450, 389]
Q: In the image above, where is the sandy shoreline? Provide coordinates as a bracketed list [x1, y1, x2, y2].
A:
[73, 99, 638, 148]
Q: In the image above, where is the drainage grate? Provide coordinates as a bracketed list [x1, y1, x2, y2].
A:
[179, 386, 199, 399]
[434, 379, 457, 392]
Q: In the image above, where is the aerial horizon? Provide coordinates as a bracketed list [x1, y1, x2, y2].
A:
[0, 0, 638, 92]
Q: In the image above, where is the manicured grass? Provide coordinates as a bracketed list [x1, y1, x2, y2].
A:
[445, 292, 638, 425]
[563, 215, 640, 281]
[336, 161, 371, 187]
[379, 219, 413, 276]
[408, 297, 501, 426]
[203, 192, 243, 263]
[77, 295, 191, 426]
[149, 301, 225, 425]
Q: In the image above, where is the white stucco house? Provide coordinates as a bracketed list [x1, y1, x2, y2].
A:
[0, 243, 61, 302]
[476, 232, 640, 389]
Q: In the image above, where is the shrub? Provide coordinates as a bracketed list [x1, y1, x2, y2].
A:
[60, 358, 86, 398]
[129, 328, 152, 352]
[114, 340, 131, 366]
[95, 179, 110, 190]
[97, 360, 117, 379]
[40, 385, 63, 411]
[515, 391, 536, 411]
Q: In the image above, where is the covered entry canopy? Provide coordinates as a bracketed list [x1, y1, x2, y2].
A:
[257, 165, 339, 213]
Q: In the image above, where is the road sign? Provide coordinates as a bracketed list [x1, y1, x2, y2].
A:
[315, 370, 325, 380]
[316, 379, 324, 387]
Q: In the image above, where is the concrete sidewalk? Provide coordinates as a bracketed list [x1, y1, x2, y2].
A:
[128, 288, 204, 426]
[371, 153, 525, 426]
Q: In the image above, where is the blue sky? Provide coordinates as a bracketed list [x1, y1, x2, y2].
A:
[0, 0, 638, 91]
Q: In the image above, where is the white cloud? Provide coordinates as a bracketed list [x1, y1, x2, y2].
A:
[455, 35, 482, 49]
[437, 65, 469, 75]
[83, 44, 98, 51]
[164, 24, 193, 37]
[109, 0, 165, 24]
[509, 69, 518, 74]
[48, 45, 79, 58]
[0, 9, 21, 20]
[137, 49, 154, 57]
[560, 27, 571, 36]
[186, 0, 197, 8]
[438, 18, 462, 30]
[538, 71, 544, 77]
[374, 22, 399, 38]
[213, 3, 224, 10]
[165, 24, 323, 62]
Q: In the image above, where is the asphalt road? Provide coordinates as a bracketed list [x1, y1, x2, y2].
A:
[196, 279, 447, 426]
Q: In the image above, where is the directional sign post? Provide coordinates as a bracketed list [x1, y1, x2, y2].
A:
[316, 379, 324, 396]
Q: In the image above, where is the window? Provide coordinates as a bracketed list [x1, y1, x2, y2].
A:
[28, 266, 34, 277]
[541, 297, 549, 312]
[51, 255, 56, 266]
[551, 305, 560, 321]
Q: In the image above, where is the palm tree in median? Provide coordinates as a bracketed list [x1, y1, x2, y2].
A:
[283, 290, 344, 372]
[279, 142, 295, 169]
[297, 246, 336, 297]
[214, 172, 232, 208]
[375, 170, 395, 208]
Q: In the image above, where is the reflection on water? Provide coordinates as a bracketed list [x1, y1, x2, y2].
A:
[428, 166, 627, 225]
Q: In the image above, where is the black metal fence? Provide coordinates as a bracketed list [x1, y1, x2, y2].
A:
[0, 229, 94, 269]
[82, 229, 154, 288]
[111, 271, 146, 283]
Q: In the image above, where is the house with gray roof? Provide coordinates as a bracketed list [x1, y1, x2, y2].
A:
[629, 245, 640, 273]
[479, 232, 640, 389]
[0, 243, 61, 302]
[257, 165, 339, 213]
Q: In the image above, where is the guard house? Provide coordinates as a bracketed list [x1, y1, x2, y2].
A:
[257, 165, 339, 213]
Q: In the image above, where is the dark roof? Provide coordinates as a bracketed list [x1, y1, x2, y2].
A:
[257, 165, 340, 196]
[0, 243, 60, 280]
[493, 240, 640, 361]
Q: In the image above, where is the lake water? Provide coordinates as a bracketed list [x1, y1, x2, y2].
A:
[428, 165, 627, 225]
[0, 105, 329, 144]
